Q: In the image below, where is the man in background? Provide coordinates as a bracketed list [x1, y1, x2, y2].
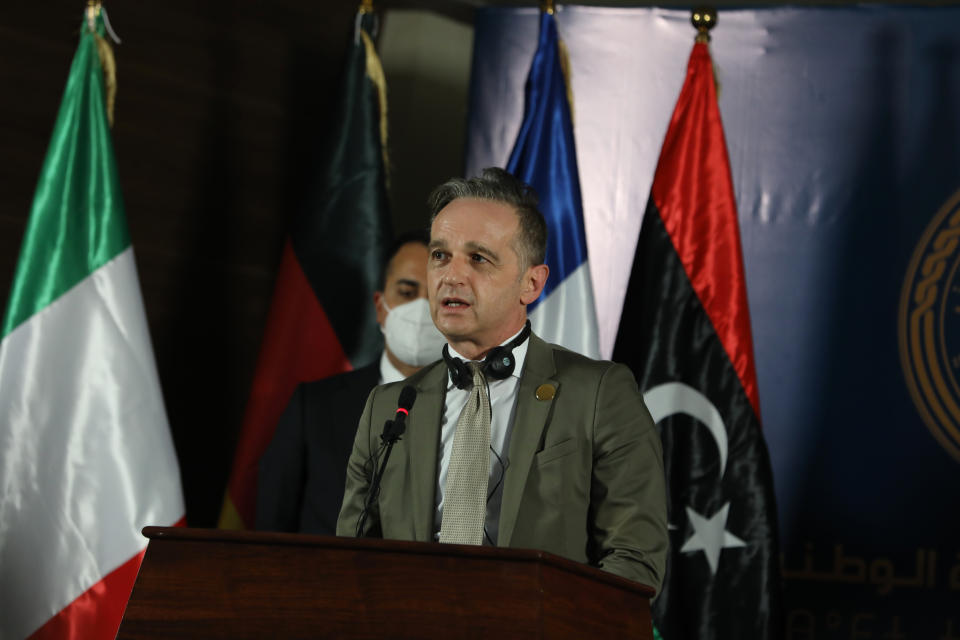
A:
[257, 230, 445, 534]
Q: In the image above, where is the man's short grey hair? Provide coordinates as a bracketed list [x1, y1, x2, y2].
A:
[427, 167, 548, 268]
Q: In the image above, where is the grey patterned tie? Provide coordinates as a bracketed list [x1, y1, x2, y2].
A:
[439, 362, 491, 545]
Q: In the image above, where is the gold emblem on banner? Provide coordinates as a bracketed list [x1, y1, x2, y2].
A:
[899, 188, 960, 463]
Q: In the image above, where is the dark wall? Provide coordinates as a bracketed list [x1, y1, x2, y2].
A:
[0, 0, 370, 526]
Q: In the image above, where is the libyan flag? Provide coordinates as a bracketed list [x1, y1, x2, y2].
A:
[218, 10, 393, 530]
[612, 38, 783, 638]
[0, 9, 184, 639]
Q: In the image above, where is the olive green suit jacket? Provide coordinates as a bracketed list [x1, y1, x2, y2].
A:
[336, 333, 668, 593]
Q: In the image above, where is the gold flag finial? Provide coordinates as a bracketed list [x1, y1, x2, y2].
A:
[84, 1, 117, 126]
[359, 0, 373, 14]
[541, 0, 555, 15]
[691, 7, 717, 43]
[86, 0, 100, 32]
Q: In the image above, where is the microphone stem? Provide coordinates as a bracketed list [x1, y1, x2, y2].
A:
[372, 438, 397, 501]
[356, 425, 401, 536]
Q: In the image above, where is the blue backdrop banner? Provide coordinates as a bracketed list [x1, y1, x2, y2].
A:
[467, 6, 960, 638]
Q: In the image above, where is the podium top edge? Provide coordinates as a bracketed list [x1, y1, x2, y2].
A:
[141, 526, 654, 597]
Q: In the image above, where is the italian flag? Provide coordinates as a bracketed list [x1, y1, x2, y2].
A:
[0, 11, 184, 639]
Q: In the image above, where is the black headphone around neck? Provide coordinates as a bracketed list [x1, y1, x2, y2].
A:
[442, 321, 532, 390]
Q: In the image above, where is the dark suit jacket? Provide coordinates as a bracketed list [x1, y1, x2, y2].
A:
[256, 363, 380, 534]
[336, 334, 668, 592]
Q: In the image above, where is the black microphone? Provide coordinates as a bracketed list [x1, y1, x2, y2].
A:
[357, 385, 417, 537]
[382, 385, 417, 443]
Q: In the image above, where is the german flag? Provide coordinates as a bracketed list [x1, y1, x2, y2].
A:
[612, 36, 783, 639]
[218, 10, 392, 530]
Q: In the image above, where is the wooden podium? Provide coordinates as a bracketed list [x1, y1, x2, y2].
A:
[117, 527, 654, 639]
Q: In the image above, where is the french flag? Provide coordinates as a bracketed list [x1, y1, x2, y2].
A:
[506, 10, 601, 359]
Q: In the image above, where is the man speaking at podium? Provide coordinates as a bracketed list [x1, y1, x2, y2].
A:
[337, 168, 667, 592]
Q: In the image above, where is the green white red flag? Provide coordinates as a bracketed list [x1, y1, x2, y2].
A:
[0, 10, 184, 639]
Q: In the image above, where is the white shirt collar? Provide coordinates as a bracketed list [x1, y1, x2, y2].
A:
[379, 350, 406, 385]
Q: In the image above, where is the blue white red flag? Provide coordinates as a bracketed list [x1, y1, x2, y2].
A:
[506, 10, 600, 359]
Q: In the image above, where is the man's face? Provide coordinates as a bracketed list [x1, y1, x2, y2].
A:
[428, 198, 545, 357]
[374, 241, 429, 326]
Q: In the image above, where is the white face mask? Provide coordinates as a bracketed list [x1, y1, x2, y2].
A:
[381, 297, 447, 367]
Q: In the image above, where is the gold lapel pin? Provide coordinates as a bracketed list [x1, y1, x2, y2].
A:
[535, 383, 556, 401]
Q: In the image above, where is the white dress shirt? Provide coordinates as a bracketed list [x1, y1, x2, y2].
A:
[434, 327, 529, 545]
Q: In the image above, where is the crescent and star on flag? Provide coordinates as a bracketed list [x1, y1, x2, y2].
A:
[645, 382, 747, 576]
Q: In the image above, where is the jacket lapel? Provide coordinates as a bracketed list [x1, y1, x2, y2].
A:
[407, 361, 447, 541]
[498, 334, 558, 546]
